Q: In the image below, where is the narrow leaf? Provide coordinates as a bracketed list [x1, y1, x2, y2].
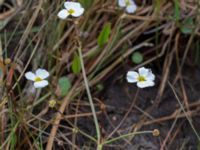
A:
[174, 0, 180, 22]
[72, 53, 81, 74]
[78, 0, 93, 9]
[97, 22, 111, 47]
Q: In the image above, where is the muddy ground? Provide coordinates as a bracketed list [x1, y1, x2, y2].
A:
[74, 63, 200, 150]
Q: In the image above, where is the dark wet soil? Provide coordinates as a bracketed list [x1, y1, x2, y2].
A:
[76, 64, 200, 150]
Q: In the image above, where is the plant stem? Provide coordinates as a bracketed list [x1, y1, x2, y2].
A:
[104, 130, 153, 145]
[168, 82, 200, 141]
[77, 47, 101, 149]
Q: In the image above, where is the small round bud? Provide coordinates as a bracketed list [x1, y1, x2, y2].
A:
[74, 20, 79, 25]
[72, 128, 78, 133]
[48, 99, 57, 108]
[57, 140, 64, 146]
[4, 58, 11, 65]
[152, 129, 160, 137]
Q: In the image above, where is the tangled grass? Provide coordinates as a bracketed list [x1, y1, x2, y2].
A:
[0, 0, 200, 149]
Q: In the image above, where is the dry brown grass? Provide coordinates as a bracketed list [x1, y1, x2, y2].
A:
[0, 0, 200, 149]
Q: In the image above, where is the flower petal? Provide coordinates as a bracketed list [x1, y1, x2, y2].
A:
[126, 3, 137, 13]
[57, 9, 69, 19]
[138, 67, 149, 77]
[36, 69, 49, 79]
[34, 80, 48, 88]
[126, 71, 139, 83]
[25, 72, 36, 81]
[137, 80, 155, 88]
[148, 81, 155, 87]
[71, 7, 84, 17]
[146, 71, 155, 81]
[64, 2, 81, 10]
[118, 0, 126, 7]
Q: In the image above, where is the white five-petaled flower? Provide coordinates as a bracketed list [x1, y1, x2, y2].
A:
[118, 0, 137, 14]
[126, 67, 155, 88]
[57, 2, 84, 19]
[25, 69, 50, 88]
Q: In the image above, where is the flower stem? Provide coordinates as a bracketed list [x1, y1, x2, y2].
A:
[77, 47, 101, 149]
[104, 130, 153, 145]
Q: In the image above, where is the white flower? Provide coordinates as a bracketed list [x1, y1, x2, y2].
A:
[126, 67, 155, 88]
[25, 68, 49, 88]
[118, 0, 137, 13]
[57, 2, 84, 19]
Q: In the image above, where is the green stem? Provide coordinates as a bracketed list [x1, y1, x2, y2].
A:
[77, 47, 101, 149]
[78, 128, 97, 143]
[104, 131, 153, 145]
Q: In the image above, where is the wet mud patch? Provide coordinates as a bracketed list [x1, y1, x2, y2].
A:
[96, 65, 200, 150]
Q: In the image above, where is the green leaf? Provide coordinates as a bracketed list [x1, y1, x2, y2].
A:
[58, 77, 71, 97]
[97, 22, 111, 47]
[10, 132, 17, 150]
[180, 18, 195, 34]
[78, 0, 93, 9]
[131, 52, 143, 64]
[174, 0, 180, 22]
[72, 53, 81, 74]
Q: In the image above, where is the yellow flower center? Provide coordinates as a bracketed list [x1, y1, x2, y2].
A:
[125, 0, 131, 6]
[68, 9, 75, 14]
[34, 77, 42, 82]
[137, 76, 146, 82]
